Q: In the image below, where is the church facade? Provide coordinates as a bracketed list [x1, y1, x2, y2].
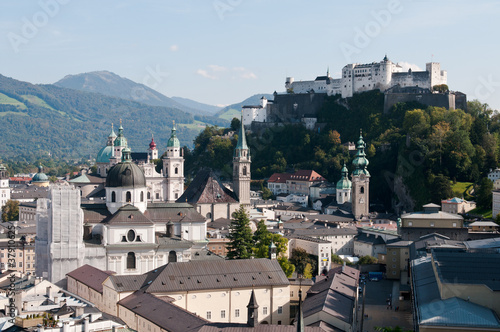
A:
[36, 121, 251, 283]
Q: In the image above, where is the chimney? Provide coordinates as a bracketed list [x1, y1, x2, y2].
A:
[75, 306, 84, 317]
[54, 296, 59, 304]
[166, 221, 174, 238]
[63, 321, 69, 332]
[46, 286, 52, 298]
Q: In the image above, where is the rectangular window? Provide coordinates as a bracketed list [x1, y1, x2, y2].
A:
[235, 309, 240, 318]
[430, 222, 435, 227]
[206, 311, 211, 320]
[263, 307, 268, 315]
[278, 306, 283, 314]
[19, 262, 22, 268]
[290, 291, 294, 297]
[453, 222, 457, 227]
[408, 221, 413, 226]
[221, 310, 225, 319]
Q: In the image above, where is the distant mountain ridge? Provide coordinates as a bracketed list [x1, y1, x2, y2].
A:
[171, 96, 221, 115]
[0, 74, 207, 159]
[55, 71, 218, 117]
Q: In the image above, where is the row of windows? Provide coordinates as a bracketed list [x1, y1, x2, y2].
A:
[111, 191, 145, 203]
[206, 306, 280, 320]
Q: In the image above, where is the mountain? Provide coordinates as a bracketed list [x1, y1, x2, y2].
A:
[216, 94, 274, 120]
[54, 71, 213, 117]
[171, 96, 221, 115]
[0, 74, 211, 160]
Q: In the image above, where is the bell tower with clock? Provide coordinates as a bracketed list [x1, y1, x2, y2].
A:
[163, 122, 184, 202]
[351, 130, 370, 220]
[233, 117, 251, 206]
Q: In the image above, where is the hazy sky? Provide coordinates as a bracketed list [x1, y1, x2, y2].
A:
[2, 0, 500, 110]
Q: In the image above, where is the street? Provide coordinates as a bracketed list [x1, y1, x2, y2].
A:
[358, 278, 413, 332]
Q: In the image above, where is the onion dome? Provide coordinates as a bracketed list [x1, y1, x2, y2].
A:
[149, 135, 157, 149]
[167, 123, 180, 148]
[109, 125, 117, 138]
[114, 124, 128, 147]
[106, 148, 146, 188]
[32, 165, 49, 183]
[336, 163, 352, 189]
[352, 130, 370, 176]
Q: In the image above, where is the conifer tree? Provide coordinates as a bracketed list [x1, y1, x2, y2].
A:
[226, 205, 254, 259]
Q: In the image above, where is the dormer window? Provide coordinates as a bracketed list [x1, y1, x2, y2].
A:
[127, 229, 136, 242]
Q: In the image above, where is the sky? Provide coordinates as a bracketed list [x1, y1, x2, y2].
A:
[1, 0, 500, 110]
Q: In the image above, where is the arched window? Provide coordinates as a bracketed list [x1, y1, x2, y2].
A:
[127, 252, 136, 269]
[147, 192, 151, 200]
[243, 166, 247, 176]
[175, 167, 178, 175]
[206, 212, 212, 220]
[126, 191, 132, 202]
[168, 250, 177, 262]
[140, 191, 144, 202]
[360, 186, 364, 194]
[111, 191, 116, 202]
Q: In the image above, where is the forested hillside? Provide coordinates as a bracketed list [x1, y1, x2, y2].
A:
[183, 91, 499, 212]
[0, 74, 221, 160]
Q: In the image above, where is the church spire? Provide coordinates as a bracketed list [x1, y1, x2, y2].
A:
[235, 116, 248, 152]
[247, 289, 259, 327]
[352, 129, 370, 176]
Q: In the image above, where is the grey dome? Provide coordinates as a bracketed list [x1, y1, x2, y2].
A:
[106, 161, 146, 188]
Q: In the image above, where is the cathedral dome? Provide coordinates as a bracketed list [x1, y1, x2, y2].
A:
[96, 145, 114, 163]
[106, 150, 146, 188]
[32, 165, 49, 183]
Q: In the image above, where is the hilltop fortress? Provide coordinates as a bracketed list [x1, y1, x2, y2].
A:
[244, 56, 465, 129]
[285, 55, 447, 98]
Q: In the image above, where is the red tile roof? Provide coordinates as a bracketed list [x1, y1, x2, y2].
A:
[268, 173, 291, 183]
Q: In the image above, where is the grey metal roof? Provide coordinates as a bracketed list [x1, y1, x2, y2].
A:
[109, 265, 167, 292]
[411, 255, 500, 328]
[432, 250, 500, 291]
[464, 237, 500, 249]
[145, 259, 289, 293]
[145, 202, 206, 223]
[419, 297, 500, 328]
[66, 264, 115, 293]
[118, 291, 207, 332]
[354, 233, 385, 245]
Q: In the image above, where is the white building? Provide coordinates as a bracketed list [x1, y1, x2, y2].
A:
[0, 164, 10, 210]
[35, 152, 208, 284]
[488, 168, 500, 181]
[242, 97, 268, 126]
[286, 56, 447, 99]
[493, 180, 500, 218]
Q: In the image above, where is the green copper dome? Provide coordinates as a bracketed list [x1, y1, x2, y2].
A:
[96, 145, 114, 163]
[352, 130, 370, 176]
[114, 124, 128, 147]
[32, 165, 49, 182]
[167, 124, 180, 148]
[336, 163, 352, 189]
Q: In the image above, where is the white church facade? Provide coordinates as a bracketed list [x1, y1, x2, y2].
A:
[36, 121, 252, 283]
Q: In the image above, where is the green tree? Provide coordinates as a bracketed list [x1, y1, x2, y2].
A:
[2, 200, 19, 222]
[303, 263, 313, 279]
[261, 183, 273, 200]
[331, 254, 343, 265]
[429, 174, 454, 203]
[290, 248, 317, 277]
[358, 255, 378, 265]
[374, 326, 412, 332]
[226, 206, 254, 259]
[476, 177, 493, 210]
[230, 117, 241, 131]
[432, 84, 449, 93]
[278, 256, 295, 277]
[252, 220, 288, 258]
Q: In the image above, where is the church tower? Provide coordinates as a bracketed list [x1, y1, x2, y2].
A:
[110, 122, 128, 165]
[336, 163, 352, 204]
[351, 130, 370, 220]
[163, 122, 184, 202]
[147, 135, 158, 162]
[233, 117, 251, 206]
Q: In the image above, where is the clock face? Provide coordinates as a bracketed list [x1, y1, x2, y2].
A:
[360, 174, 365, 180]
